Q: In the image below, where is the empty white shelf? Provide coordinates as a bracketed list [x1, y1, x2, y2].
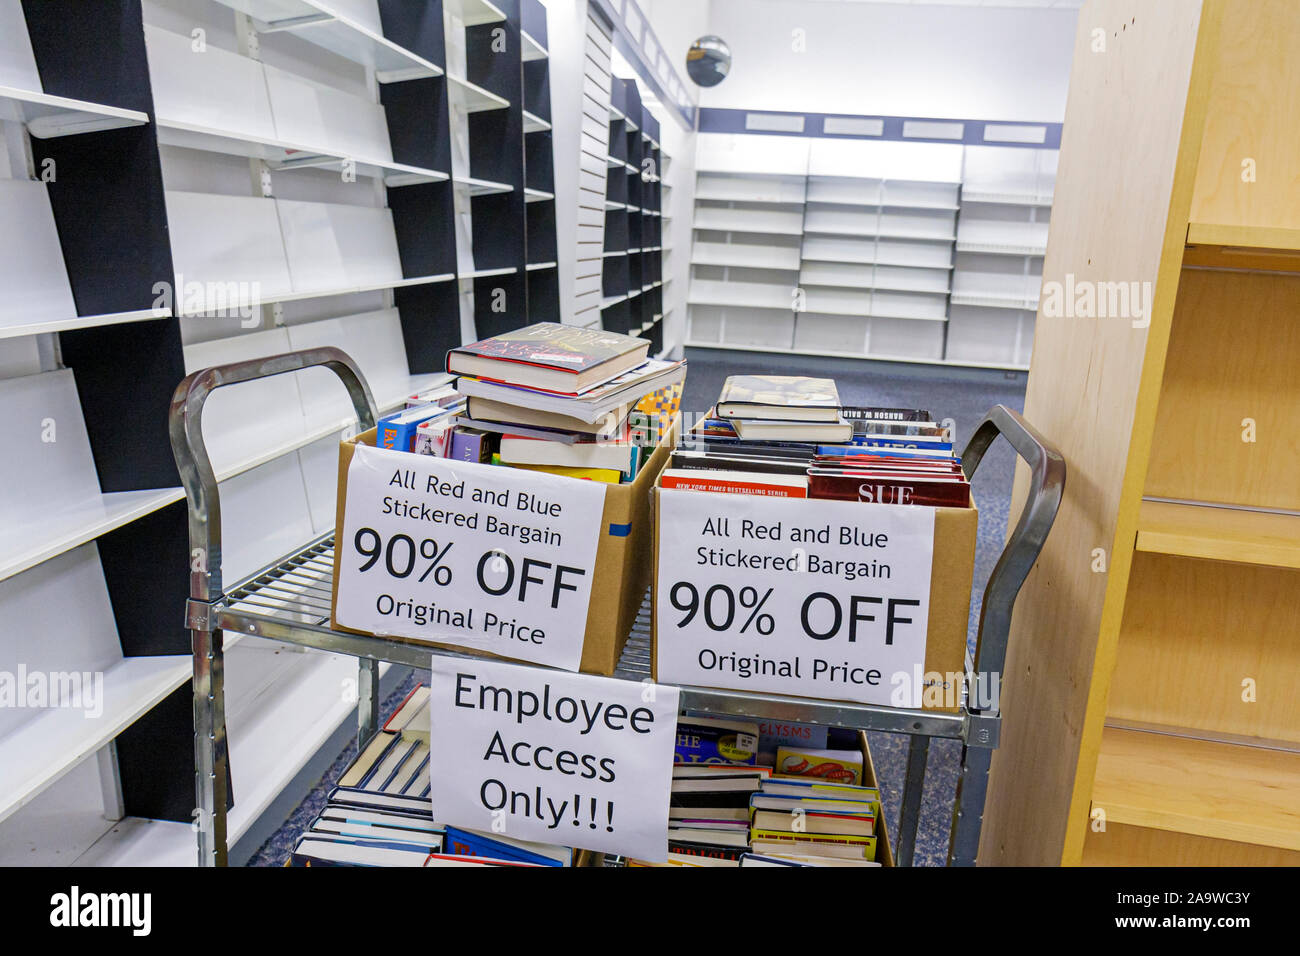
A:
[446, 73, 509, 112]
[604, 200, 627, 211]
[446, 0, 508, 26]
[0, 85, 149, 138]
[525, 187, 554, 203]
[694, 206, 804, 236]
[453, 174, 513, 196]
[526, 261, 557, 271]
[695, 172, 806, 205]
[956, 220, 1049, 256]
[692, 240, 801, 271]
[523, 110, 551, 133]
[460, 266, 518, 279]
[156, 119, 448, 187]
[210, 0, 443, 83]
[0, 487, 184, 585]
[0, 655, 191, 824]
[689, 279, 794, 311]
[961, 189, 1054, 206]
[0, 307, 172, 341]
[799, 261, 950, 294]
[802, 235, 955, 270]
[951, 272, 1042, 309]
[521, 30, 548, 61]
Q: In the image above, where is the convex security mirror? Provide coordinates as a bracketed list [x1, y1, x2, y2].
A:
[686, 35, 731, 87]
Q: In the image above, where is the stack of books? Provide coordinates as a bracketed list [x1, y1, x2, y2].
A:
[291, 685, 574, 867]
[662, 374, 969, 507]
[371, 323, 686, 481]
[370, 323, 686, 483]
[626, 716, 884, 867]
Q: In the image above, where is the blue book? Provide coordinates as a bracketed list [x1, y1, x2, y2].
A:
[378, 403, 451, 452]
[441, 826, 569, 866]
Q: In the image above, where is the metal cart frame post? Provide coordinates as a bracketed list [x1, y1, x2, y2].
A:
[171, 348, 1064, 867]
[169, 347, 379, 867]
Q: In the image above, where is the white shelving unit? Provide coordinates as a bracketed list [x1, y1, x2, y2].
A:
[687, 133, 1055, 370]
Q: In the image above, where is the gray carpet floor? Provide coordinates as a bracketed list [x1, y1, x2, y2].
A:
[250, 347, 1027, 867]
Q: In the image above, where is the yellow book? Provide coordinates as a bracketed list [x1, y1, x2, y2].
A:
[508, 461, 622, 483]
[750, 831, 878, 862]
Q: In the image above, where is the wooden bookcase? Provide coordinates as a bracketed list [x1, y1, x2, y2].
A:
[981, 0, 1300, 866]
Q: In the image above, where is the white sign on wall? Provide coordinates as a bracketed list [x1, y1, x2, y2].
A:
[655, 489, 936, 706]
[427, 657, 680, 862]
[334, 444, 607, 671]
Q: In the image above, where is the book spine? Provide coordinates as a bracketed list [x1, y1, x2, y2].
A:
[660, 475, 807, 498]
[807, 474, 970, 507]
[840, 406, 932, 423]
[667, 841, 747, 860]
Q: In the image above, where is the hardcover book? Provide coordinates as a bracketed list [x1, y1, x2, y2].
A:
[447, 322, 650, 392]
[716, 375, 842, 422]
[807, 470, 971, 508]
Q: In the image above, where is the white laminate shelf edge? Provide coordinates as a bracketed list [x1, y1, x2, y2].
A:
[209, 0, 444, 83]
[0, 655, 192, 824]
[0, 85, 149, 138]
[155, 119, 449, 188]
[0, 308, 171, 341]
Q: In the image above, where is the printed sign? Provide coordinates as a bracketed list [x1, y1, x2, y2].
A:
[335, 444, 607, 671]
[428, 657, 680, 862]
[655, 489, 936, 706]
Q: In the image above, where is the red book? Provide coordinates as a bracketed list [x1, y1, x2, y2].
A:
[807, 470, 971, 508]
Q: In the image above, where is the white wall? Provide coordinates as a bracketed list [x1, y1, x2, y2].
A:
[700, 0, 1078, 122]
[636, 0, 709, 356]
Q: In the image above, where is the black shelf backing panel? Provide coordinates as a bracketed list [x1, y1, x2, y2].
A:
[471, 191, 526, 272]
[377, 0, 448, 66]
[473, 272, 527, 338]
[602, 250, 629, 297]
[525, 128, 554, 193]
[521, 0, 548, 48]
[98, 499, 189, 657]
[604, 207, 629, 251]
[389, 179, 459, 278]
[116, 682, 233, 824]
[396, 280, 463, 371]
[601, 297, 632, 335]
[523, 57, 550, 121]
[381, 75, 453, 173]
[527, 266, 560, 324]
[526, 199, 557, 264]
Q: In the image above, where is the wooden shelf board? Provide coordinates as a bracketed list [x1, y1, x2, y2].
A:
[1185, 221, 1300, 269]
[0, 85, 149, 138]
[1136, 499, 1300, 570]
[1093, 726, 1300, 851]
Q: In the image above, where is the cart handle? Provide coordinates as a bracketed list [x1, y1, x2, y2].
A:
[168, 347, 378, 606]
[959, 405, 1065, 703]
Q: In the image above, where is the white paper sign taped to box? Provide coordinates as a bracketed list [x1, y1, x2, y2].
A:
[655, 489, 936, 706]
[427, 657, 680, 862]
[334, 444, 607, 671]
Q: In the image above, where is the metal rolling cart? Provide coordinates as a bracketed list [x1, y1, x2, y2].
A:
[171, 347, 1065, 867]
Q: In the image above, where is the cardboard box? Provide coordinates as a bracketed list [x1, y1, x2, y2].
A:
[331, 422, 677, 675]
[650, 490, 978, 712]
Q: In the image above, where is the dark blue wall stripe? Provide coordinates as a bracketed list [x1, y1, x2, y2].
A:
[699, 107, 1062, 150]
